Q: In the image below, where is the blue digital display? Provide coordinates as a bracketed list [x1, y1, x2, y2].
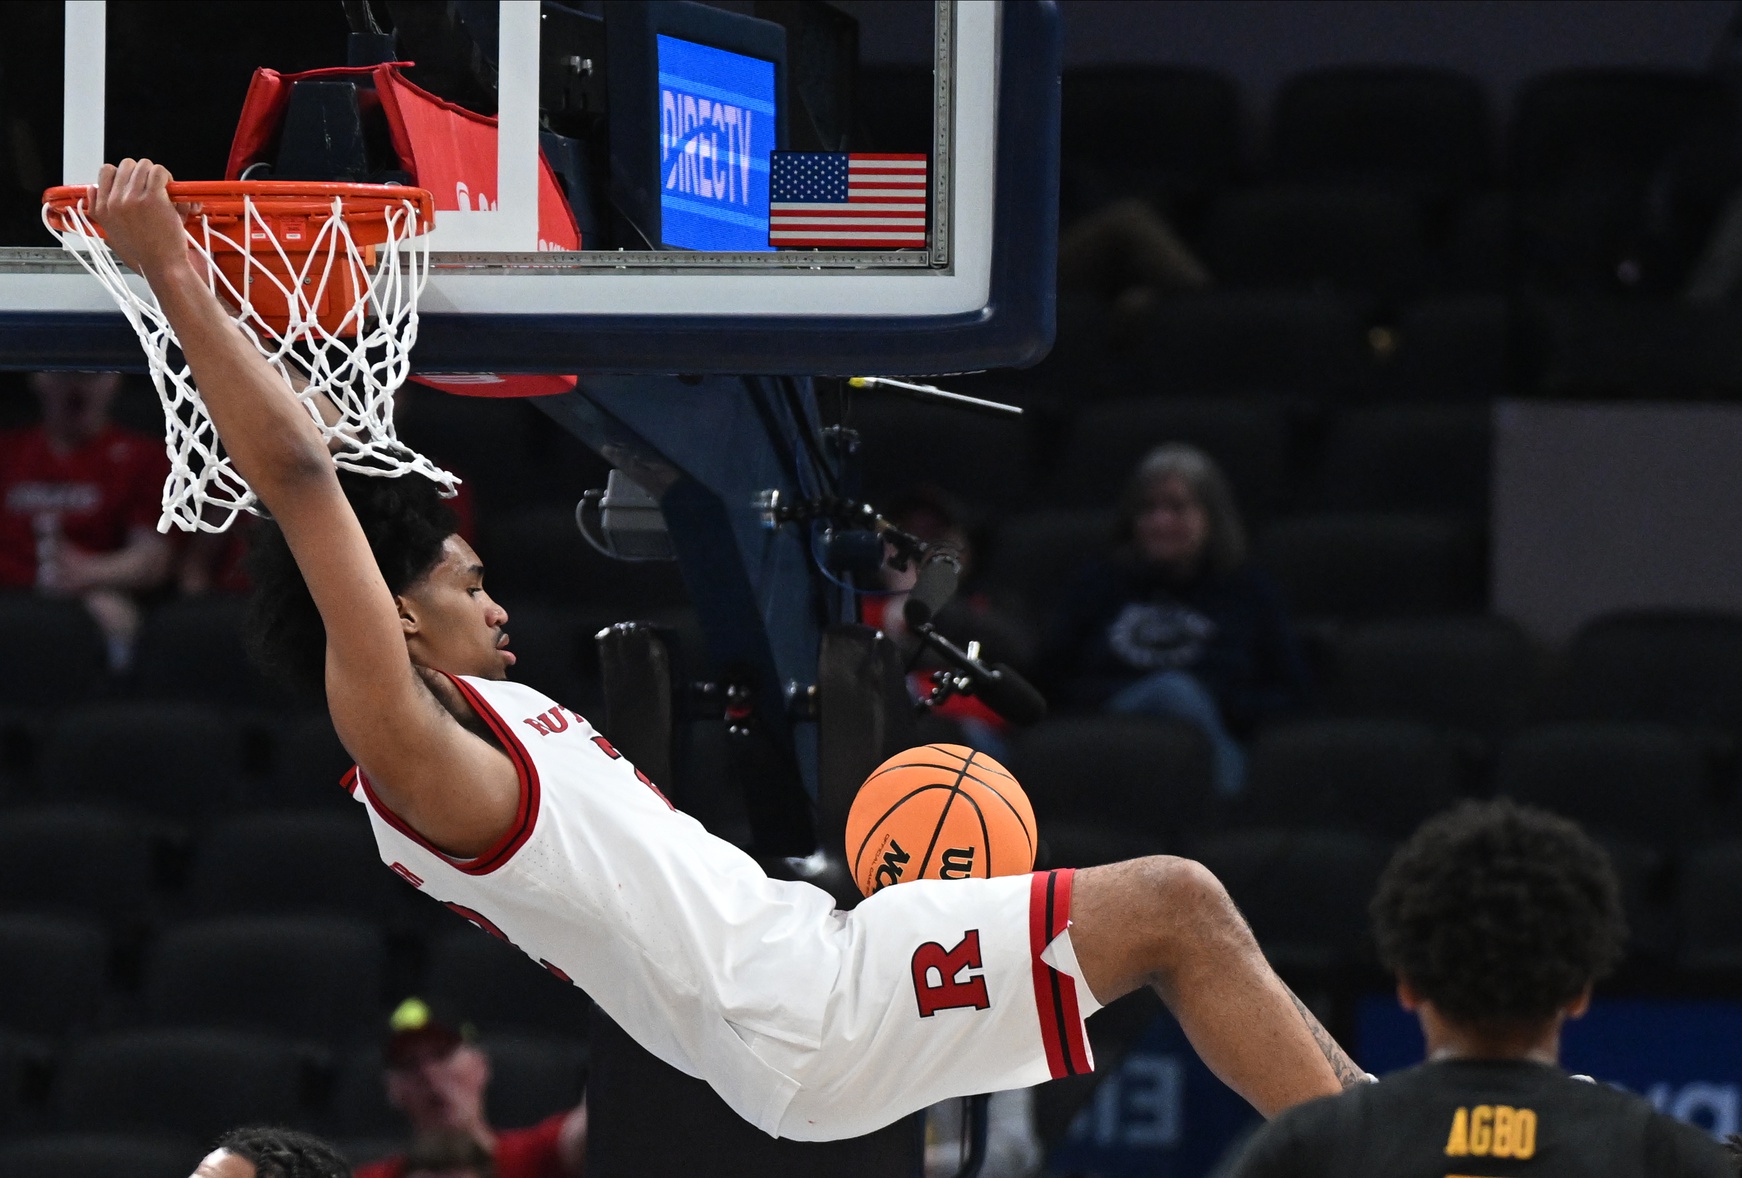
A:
[657, 34, 776, 252]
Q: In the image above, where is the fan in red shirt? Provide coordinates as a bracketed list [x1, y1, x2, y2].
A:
[0, 372, 172, 667]
[353, 999, 585, 1178]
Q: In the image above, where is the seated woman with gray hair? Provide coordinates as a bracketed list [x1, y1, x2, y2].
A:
[1042, 444, 1310, 795]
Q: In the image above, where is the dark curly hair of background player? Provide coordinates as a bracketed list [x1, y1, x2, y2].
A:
[244, 471, 458, 705]
[1369, 799, 1627, 1027]
[211, 1125, 351, 1177]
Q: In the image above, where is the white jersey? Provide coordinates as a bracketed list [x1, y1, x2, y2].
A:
[348, 674, 1097, 1140]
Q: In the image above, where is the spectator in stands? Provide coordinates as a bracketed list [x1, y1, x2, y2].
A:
[1225, 800, 1733, 1176]
[192, 1125, 351, 1177]
[867, 487, 1038, 758]
[1057, 197, 1210, 341]
[0, 370, 172, 668]
[1043, 444, 1310, 795]
[353, 998, 585, 1178]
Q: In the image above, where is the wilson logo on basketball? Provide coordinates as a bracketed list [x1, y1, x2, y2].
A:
[939, 847, 975, 880]
[911, 930, 992, 1018]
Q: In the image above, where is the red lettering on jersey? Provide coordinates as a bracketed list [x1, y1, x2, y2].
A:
[389, 862, 424, 889]
[444, 902, 509, 941]
[523, 715, 553, 736]
[522, 708, 571, 736]
[592, 735, 622, 758]
[540, 959, 573, 983]
[911, 930, 991, 1017]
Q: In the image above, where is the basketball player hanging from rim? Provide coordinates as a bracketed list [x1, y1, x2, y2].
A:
[90, 159, 1367, 1140]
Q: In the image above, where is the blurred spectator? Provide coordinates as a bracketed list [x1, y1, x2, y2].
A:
[1042, 444, 1310, 795]
[353, 998, 585, 1178]
[193, 1125, 352, 1177]
[1057, 197, 1210, 339]
[0, 371, 172, 668]
[402, 1131, 495, 1178]
[865, 487, 1038, 757]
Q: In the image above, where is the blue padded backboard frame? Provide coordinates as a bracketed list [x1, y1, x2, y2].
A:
[0, 1, 1059, 377]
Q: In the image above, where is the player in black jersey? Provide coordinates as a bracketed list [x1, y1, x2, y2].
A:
[1227, 800, 1735, 1178]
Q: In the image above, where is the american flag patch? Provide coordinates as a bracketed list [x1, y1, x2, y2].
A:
[768, 152, 928, 248]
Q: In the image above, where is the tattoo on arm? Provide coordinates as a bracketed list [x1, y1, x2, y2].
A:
[1287, 989, 1368, 1089]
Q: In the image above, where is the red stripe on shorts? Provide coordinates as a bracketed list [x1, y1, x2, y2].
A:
[1029, 868, 1092, 1078]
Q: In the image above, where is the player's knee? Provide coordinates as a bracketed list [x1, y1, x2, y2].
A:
[1129, 855, 1250, 962]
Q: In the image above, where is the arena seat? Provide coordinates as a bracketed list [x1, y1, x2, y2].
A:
[0, 1133, 197, 1178]
[142, 916, 385, 1041]
[427, 924, 594, 1041]
[52, 1029, 303, 1141]
[1270, 66, 1493, 196]
[1533, 300, 1742, 395]
[1235, 720, 1462, 841]
[181, 813, 391, 920]
[1539, 610, 1742, 728]
[1199, 185, 1427, 298]
[1010, 716, 1215, 866]
[478, 505, 690, 610]
[1443, 194, 1510, 294]
[1379, 295, 1509, 398]
[0, 915, 108, 1038]
[1048, 396, 1294, 520]
[978, 508, 1118, 625]
[1192, 830, 1391, 976]
[0, 1030, 45, 1132]
[1060, 66, 1242, 210]
[1678, 842, 1742, 977]
[1317, 405, 1492, 516]
[36, 704, 245, 821]
[1511, 69, 1725, 193]
[326, 1047, 400, 1138]
[1327, 617, 1536, 733]
[849, 397, 1037, 511]
[0, 805, 156, 927]
[1258, 513, 1485, 620]
[483, 1035, 589, 1131]
[0, 595, 107, 711]
[1127, 291, 1372, 395]
[264, 714, 355, 810]
[1492, 722, 1706, 852]
[133, 598, 281, 708]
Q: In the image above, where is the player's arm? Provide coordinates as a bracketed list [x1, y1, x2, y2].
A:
[90, 159, 517, 855]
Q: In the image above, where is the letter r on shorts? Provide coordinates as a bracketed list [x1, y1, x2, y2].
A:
[911, 930, 992, 1017]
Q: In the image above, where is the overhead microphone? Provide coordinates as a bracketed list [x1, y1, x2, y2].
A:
[903, 544, 962, 628]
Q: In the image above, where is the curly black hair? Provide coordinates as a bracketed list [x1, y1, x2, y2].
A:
[244, 471, 458, 704]
[212, 1126, 351, 1177]
[1370, 799, 1627, 1027]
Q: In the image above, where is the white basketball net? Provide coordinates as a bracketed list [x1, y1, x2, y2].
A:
[44, 192, 458, 533]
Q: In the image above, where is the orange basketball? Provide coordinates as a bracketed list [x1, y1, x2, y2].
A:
[846, 743, 1038, 897]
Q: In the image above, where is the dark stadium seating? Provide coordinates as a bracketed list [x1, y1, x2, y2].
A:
[141, 916, 385, 1041]
[180, 812, 392, 920]
[1380, 296, 1510, 397]
[1534, 300, 1742, 395]
[1317, 405, 1491, 516]
[979, 509, 1117, 625]
[1011, 716, 1216, 867]
[427, 924, 595, 1041]
[1060, 66, 1242, 211]
[848, 396, 1037, 511]
[1048, 396, 1294, 519]
[1327, 617, 1536, 733]
[478, 505, 691, 610]
[53, 1029, 303, 1141]
[1678, 842, 1742, 977]
[1127, 291, 1372, 395]
[1235, 720, 1461, 841]
[36, 704, 245, 821]
[0, 915, 108, 1038]
[1193, 830, 1392, 975]
[132, 598, 281, 708]
[0, 1032, 43, 1132]
[493, 604, 592, 713]
[1539, 610, 1742, 728]
[327, 1047, 400, 1138]
[1492, 722, 1707, 851]
[1511, 69, 1726, 192]
[0, 806, 156, 926]
[0, 596, 107, 711]
[0, 1133, 197, 1178]
[1199, 185, 1427, 297]
[1270, 66, 1493, 195]
[266, 714, 355, 810]
[1258, 514, 1485, 620]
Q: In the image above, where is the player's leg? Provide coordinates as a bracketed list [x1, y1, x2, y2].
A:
[1070, 855, 1364, 1115]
